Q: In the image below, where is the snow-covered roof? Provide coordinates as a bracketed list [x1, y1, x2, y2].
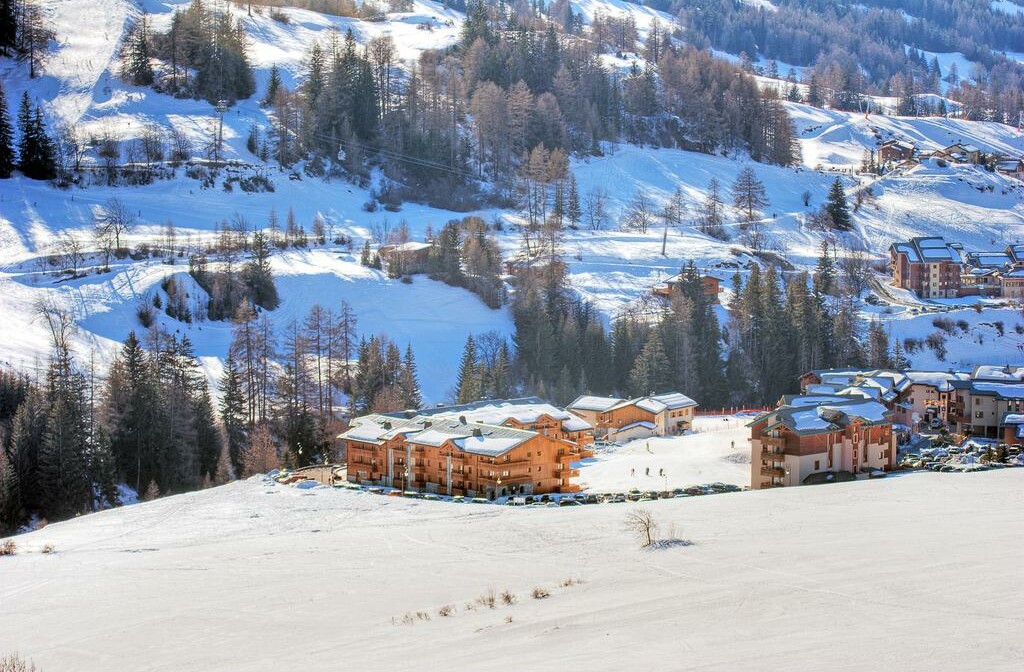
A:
[340, 413, 539, 456]
[602, 392, 698, 415]
[617, 420, 657, 432]
[904, 370, 961, 391]
[393, 241, 432, 252]
[568, 395, 625, 412]
[971, 365, 1024, 382]
[891, 237, 965, 264]
[754, 395, 891, 435]
[408, 398, 594, 432]
[963, 381, 1024, 399]
[967, 252, 1012, 269]
[647, 392, 699, 410]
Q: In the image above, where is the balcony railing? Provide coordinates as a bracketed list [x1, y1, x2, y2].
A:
[760, 449, 783, 461]
[762, 436, 786, 448]
[760, 466, 785, 478]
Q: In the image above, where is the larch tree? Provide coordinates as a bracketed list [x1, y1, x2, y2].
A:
[731, 166, 769, 226]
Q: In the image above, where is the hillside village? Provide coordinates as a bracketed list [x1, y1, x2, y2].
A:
[331, 357, 1024, 500]
[3, 1, 1024, 669]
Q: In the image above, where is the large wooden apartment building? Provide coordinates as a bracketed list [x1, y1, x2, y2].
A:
[749, 394, 896, 489]
[801, 365, 1024, 439]
[567, 392, 698, 441]
[339, 398, 594, 498]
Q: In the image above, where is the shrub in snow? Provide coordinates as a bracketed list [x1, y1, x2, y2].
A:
[437, 604, 454, 617]
[0, 540, 16, 556]
[500, 590, 517, 605]
[476, 589, 497, 609]
[925, 331, 948, 361]
[531, 587, 550, 599]
[41, 544, 55, 555]
[0, 653, 41, 671]
[932, 317, 955, 334]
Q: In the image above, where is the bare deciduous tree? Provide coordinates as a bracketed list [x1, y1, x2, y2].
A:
[96, 197, 137, 251]
[58, 234, 85, 276]
[623, 189, 654, 233]
[840, 244, 874, 297]
[168, 126, 192, 163]
[624, 508, 659, 548]
[584, 189, 608, 231]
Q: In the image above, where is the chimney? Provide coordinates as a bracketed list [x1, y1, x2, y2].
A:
[423, 420, 432, 428]
[459, 415, 467, 424]
[382, 421, 392, 430]
[404, 409, 416, 419]
[472, 427, 482, 437]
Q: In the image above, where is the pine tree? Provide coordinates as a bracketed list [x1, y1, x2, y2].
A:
[825, 178, 852, 231]
[16, 93, 55, 180]
[90, 427, 120, 510]
[813, 240, 837, 296]
[243, 231, 279, 309]
[491, 341, 513, 399]
[0, 80, 14, 178]
[37, 361, 92, 519]
[566, 173, 582, 229]
[219, 354, 247, 476]
[122, 15, 154, 86]
[628, 330, 671, 397]
[399, 344, 422, 410]
[0, 0, 15, 57]
[455, 335, 482, 404]
[264, 65, 282, 106]
[0, 447, 18, 533]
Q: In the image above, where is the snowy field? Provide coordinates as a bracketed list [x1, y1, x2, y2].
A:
[2, 470, 1023, 670]
[576, 415, 752, 491]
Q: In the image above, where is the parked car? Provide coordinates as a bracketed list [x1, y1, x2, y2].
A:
[559, 499, 582, 507]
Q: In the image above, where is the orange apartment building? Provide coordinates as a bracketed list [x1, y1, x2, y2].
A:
[340, 399, 595, 498]
[749, 395, 896, 489]
[567, 392, 698, 441]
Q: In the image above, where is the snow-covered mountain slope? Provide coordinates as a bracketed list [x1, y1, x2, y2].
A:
[3, 0, 1024, 393]
[2, 470, 1022, 670]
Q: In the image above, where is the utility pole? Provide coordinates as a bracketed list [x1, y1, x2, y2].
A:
[215, 99, 227, 165]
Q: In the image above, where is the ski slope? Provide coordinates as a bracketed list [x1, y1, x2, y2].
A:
[576, 414, 752, 491]
[2, 469, 1022, 670]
